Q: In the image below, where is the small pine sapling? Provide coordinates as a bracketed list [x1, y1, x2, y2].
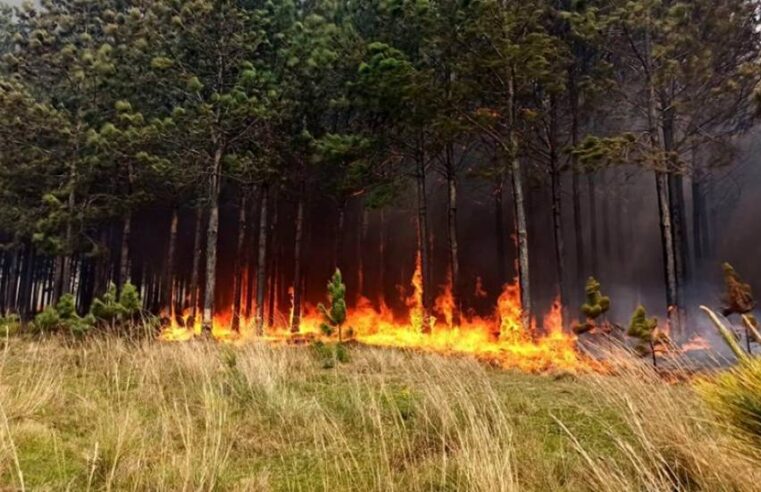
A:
[573, 277, 612, 335]
[34, 293, 94, 338]
[627, 305, 669, 367]
[720, 263, 758, 353]
[318, 269, 348, 341]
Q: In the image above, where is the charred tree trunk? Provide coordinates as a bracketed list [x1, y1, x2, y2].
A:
[165, 208, 179, 319]
[231, 195, 248, 332]
[201, 144, 225, 335]
[189, 206, 204, 319]
[416, 144, 433, 333]
[255, 185, 269, 335]
[446, 146, 462, 327]
[290, 182, 306, 333]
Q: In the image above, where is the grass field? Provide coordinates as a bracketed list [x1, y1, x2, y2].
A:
[0, 335, 759, 491]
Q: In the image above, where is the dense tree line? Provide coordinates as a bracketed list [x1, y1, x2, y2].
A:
[0, 0, 758, 336]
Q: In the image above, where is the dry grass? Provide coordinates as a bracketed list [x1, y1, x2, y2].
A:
[0, 335, 758, 491]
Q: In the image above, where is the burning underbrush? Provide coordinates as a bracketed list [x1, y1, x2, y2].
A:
[160, 262, 715, 374]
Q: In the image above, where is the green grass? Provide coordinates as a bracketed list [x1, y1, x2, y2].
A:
[0, 335, 759, 491]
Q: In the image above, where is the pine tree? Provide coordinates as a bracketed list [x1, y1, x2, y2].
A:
[318, 269, 348, 342]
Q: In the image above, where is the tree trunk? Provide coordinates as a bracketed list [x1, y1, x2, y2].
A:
[446, 152, 462, 327]
[569, 68, 586, 293]
[118, 214, 131, 289]
[494, 174, 507, 287]
[508, 75, 531, 329]
[255, 186, 269, 335]
[587, 174, 599, 277]
[201, 144, 224, 335]
[290, 183, 306, 333]
[379, 209, 387, 309]
[231, 196, 248, 332]
[5, 248, 19, 314]
[267, 193, 279, 328]
[692, 161, 709, 266]
[548, 95, 567, 327]
[245, 197, 256, 319]
[165, 208, 179, 319]
[358, 204, 369, 301]
[335, 201, 345, 271]
[601, 171, 612, 262]
[190, 206, 203, 319]
[416, 144, 433, 333]
[662, 100, 687, 334]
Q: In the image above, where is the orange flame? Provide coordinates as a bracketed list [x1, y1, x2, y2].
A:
[161, 260, 601, 373]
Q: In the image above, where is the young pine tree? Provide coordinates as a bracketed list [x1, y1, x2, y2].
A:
[318, 269, 348, 342]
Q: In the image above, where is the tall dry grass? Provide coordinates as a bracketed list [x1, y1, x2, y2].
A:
[0, 335, 757, 491]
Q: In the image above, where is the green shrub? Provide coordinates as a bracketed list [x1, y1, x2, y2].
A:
[0, 314, 20, 337]
[33, 293, 94, 337]
[90, 281, 142, 326]
[311, 341, 350, 369]
[698, 358, 761, 445]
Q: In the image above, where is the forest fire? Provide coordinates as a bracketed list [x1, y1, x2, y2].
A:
[161, 261, 589, 373]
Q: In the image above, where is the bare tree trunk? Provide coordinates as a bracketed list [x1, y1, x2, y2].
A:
[118, 214, 131, 289]
[508, 75, 531, 328]
[446, 152, 462, 327]
[494, 174, 507, 287]
[165, 208, 179, 319]
[569, 68, 585, 292]
[190, 206, 203, 319]
[416, 144, 433, 333]
[5, 248, 19, 314]
[231, 196, 247, 332]
[290, 183, 306, 333]
[601, 172, 612, 262]
[255, 186, 269, 335]
[245, 197, 256, 319]
[267, 193, 279, 328]
[335, 201, 345, 271]
[358, 204, 368, 300]
[201, 144, 224, 335]
[379, 209, 386, 309]
[644, 52, 679, 333]
[548, 95, 567, 326]
[587, 174, 599, 277]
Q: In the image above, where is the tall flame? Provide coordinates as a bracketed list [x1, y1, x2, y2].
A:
[161, 260, 601, 373]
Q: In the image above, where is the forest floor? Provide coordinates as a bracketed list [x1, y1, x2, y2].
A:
[0, 335, 759, 491]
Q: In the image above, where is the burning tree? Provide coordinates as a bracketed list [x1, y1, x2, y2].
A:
[573, 277, 611, 335]
[720, 263, 760, 352]
[318, 269, 348, 342]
